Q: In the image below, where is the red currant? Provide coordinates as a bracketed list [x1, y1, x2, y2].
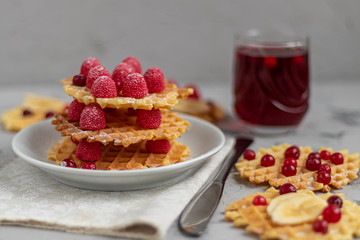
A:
[330, 152, 344, 165]
[243, 149, 256, 160]
[312, 219, 328, 234]
[322, 204, 341, 223]
[306, 157, 321, 171]
[284, 145, 300, 159]
[252, 195, 267, 206]
[283, 157, 297, 167]
[281, 164, 297, 177]
[279, 183, 297, 195]
[261, 154, 275, 167]
[317, 172, 331, 185]
[23, 109, 33, 116]
[73, 74, 87, 86]
[308, 152, 321, 160]
[320, 150, 331, 160]
[61, 158, 77, 168]
[81, 162, 96, 170]
[45, 111, 54, 118]
[318, 164, 331, 174]
[327, 195, 343, 208]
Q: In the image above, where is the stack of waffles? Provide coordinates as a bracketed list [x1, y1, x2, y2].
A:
[47, 56, 193, 170]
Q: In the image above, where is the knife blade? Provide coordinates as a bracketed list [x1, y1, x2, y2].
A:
[178, 137, 253, 236]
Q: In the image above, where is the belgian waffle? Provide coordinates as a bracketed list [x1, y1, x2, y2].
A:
[48, 137, 190, 170]
[225, 187, 360, 240]
[62, 76, 193, 110]
[1, 93, 66, 131]
[235, 143, 360, 192]
[52, 109, 190, 147]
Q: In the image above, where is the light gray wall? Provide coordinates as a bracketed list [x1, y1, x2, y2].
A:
[1, 0, 360, 87]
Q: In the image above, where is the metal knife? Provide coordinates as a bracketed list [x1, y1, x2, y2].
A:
[178, 137, 253, 236]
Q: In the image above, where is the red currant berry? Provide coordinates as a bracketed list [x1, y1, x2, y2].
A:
[320, 150, 331, 160]
[45, 111, 54, 118]
[283, 157, 297, 167]
[261, 154, 275, 167]
[281, 164, 297, 177]
[61, 158, 77, 168]
[317, 172, 331, 185]
[306, 157, 321, 171]
[284, 145, 300, 159]
[327, 195, 343, 208]
[308, 152, 321, 160]
[23, 109, 33, 116]
[318, 164, 331, 174]
[330, 152, 344, 165]
[72, 74, 87, 86]
[81, 162, 96, 170]
[279, 183, 297, 195]
[313, 219, 328, 234]
[252, 195, 267, 206]
[322, 204, 341, 223]
[243, 149, 256, 160]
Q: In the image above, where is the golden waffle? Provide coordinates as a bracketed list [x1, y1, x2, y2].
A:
[235, 143, 360, 192]
[47, 137, 190, 170]
[173, 98, 224, 123]
[52, 109, 190, 147]
[1, 93, 66, 131]
[62, 76, 193, 110]
[225, 187, 360, 240]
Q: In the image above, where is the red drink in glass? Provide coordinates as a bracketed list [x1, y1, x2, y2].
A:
[234, 37, 309, 133]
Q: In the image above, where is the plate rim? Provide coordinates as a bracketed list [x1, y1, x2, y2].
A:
[12, 114, 226, 177]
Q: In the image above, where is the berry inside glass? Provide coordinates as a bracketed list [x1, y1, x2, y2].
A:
[233, 32, 309, 133]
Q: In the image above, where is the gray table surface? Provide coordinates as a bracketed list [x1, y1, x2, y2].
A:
[1, 80, 360, 240]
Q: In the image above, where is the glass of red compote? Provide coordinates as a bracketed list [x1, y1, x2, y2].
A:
[233, 29, 310, 135]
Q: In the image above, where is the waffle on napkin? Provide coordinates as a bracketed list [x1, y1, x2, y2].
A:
[225, 187, 360, 240]
[1, 93, 66, 131]
[48, 137, 190, 170]
[236, 143, 360, 192]
[62, 76, 193, 110]
[52, 109, 190, 147]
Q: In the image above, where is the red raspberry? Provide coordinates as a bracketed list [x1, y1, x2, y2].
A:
[86, 65, 111, 89]
[72, 74, 87, 86]
[146, 139, 171, 153]
[81, 162, 97, 170]
[252, 195, 267, 206]
[122, 73, 148, 98]
[79, 104, 106, 130]
[80, 57, 101, 76]
[144, 67, 165, 93]
[122, 56, 142, 74]
[185, 84, 201, 99]
[136, 109, 162, 129]
[91, 76, 117, 98]
[75, 140, 102, 161]
[112, 62, 135, 92]
[243, 149, 256, 160]
[61, 158, 77, 168]
[68, 99, 86, 121]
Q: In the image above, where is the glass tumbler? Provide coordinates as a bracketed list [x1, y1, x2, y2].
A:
[233, 30, 310, 135]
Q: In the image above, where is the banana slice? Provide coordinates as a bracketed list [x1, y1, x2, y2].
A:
[267, 191, 327, 225]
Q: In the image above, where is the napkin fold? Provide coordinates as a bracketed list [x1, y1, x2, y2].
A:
[0, 137, 234, 240]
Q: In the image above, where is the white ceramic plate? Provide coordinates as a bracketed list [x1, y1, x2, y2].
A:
[12, 114, 225, 191]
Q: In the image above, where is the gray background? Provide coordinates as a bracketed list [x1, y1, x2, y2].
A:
[1, 0, 360, 88]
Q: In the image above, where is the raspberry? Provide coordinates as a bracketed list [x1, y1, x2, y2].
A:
[146, 140, 171, 153]
[91, 76, 117, 98]
[136, 109, 161, 129]
[322, 204, 341, 223]
[243, 149, 256, 160]
[112, 62, 135, 92]
[86, 65, 111, 89]
[279, 183, 297, 195]
[79, 104, 106, 130]
[80, 57, 101, 76]
[313, 219, 328, 234]
[252, 195, 267, 206]
[122, 56, 142, 74]
[327, 195, 343, 208]
[61, 158, 77, 168]
[75, 140, 102, 161]
[260, 154, 275, 167]
[284, 145, 300, 159]
[144, 67, 165, 93]
[68, 99, 86, 121]
[81, 162, 97, 170]
[72, 74, 87, 86]
[122, 73, 148, 99]
[185, 84, 201, 99]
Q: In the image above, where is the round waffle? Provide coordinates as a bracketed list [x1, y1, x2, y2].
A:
[62, 76, 193, 110]
[235, 143, 360, 192]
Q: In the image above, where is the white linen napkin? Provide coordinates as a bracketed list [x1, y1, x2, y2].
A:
[0, 137, 234, 240]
